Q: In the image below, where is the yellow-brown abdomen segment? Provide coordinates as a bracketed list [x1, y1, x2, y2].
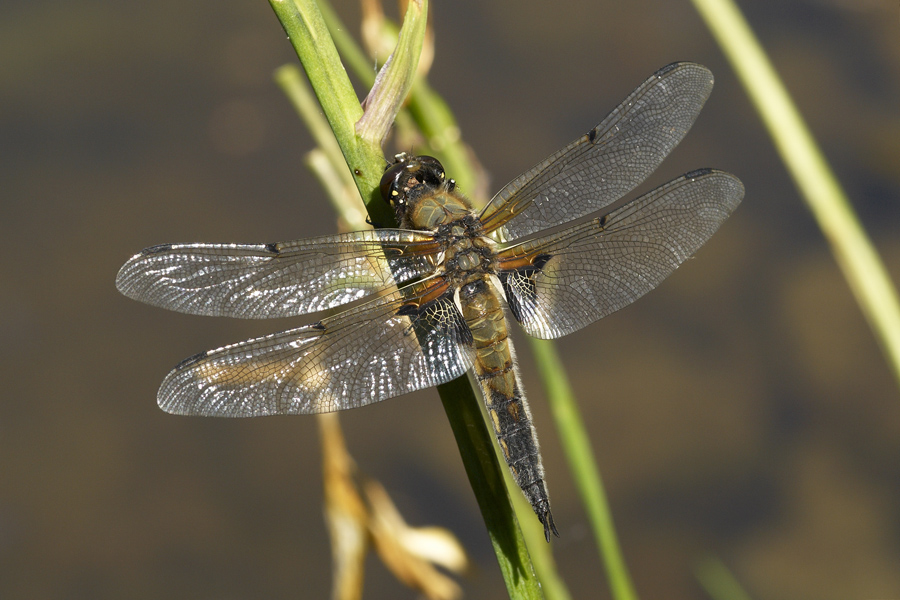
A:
[458, 277, 558, 540]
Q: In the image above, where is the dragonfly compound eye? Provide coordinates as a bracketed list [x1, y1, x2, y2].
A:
[380, 161, 407, 207]
[414, 156, 445, 183]
[380, 155, 446, 208]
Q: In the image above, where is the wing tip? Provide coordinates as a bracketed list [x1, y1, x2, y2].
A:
[157, 353, 209, 416]
[115, 254, 144, 297]
[654, 62, 714, 99]
[686, 167, 744, 194]
[115, 244, 173, 297]
[680, 169, 745, 212]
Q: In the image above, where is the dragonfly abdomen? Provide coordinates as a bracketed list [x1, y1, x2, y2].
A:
[460, 278, 558, 541]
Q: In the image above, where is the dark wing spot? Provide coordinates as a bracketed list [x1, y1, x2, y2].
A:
[396, 304, 421, 318]
[141, 243, 173, 256]
[174, 350, 208, 371]
[500, 253, 552, 324]
[397, 290, 475, 349]
[531, 253, 552, 271]
[684, 168, 713, 180]
[265, 242, 280, 254]
[656, 61, 681, 76]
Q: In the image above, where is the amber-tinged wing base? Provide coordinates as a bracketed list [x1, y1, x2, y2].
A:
[158, 277, 474, 416]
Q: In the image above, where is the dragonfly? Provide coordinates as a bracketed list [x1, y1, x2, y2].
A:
[117, 62, 743, 542]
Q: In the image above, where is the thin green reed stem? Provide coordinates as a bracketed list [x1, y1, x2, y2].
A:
[313, 3, 628, 596]
[271, 2, 543, 596]
[436, 378, 545, 599]
[507, 473, 573, 600]
[268, 0, 386, 223]
[692, 0, 900, 390]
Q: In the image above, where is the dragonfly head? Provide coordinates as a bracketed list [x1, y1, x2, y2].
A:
[380, 153, 446, 225]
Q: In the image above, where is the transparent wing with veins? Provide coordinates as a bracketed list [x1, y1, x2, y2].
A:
[479, 62, 715, 242]
[115, 229, 440, 319]
[158, 277, 475, 417]
[497, 169, 744, 339]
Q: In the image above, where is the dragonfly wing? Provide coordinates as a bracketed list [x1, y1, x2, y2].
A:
[498, 170, 743, 339]
[116, 229, 439, 318]
[479, 62, 715, 242]
[157, 277, 475, 416]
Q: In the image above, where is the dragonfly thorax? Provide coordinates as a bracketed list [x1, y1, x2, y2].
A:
[432, 214, 498, 285]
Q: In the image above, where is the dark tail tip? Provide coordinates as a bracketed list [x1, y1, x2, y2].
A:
[539, 510, 560, 543]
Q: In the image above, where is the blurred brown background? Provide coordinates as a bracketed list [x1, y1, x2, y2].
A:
[2, 0, 899, 598]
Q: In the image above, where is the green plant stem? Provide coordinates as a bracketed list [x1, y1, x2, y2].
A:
[530, 339, 637, 600]
[271, 3, 543, 596]
[274, 65, 346, 170]
[318, 3, 621, 594]
[317, 0, 478, 195]
[275, 65, 368, 227]
[316, 0, 373, 81]
[355, 1, 427, 146]
[692, 0, 900, 389]
[438, 377, 545, 599]
[507, 473, 573, 600]
[269, 0, 389, 223]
